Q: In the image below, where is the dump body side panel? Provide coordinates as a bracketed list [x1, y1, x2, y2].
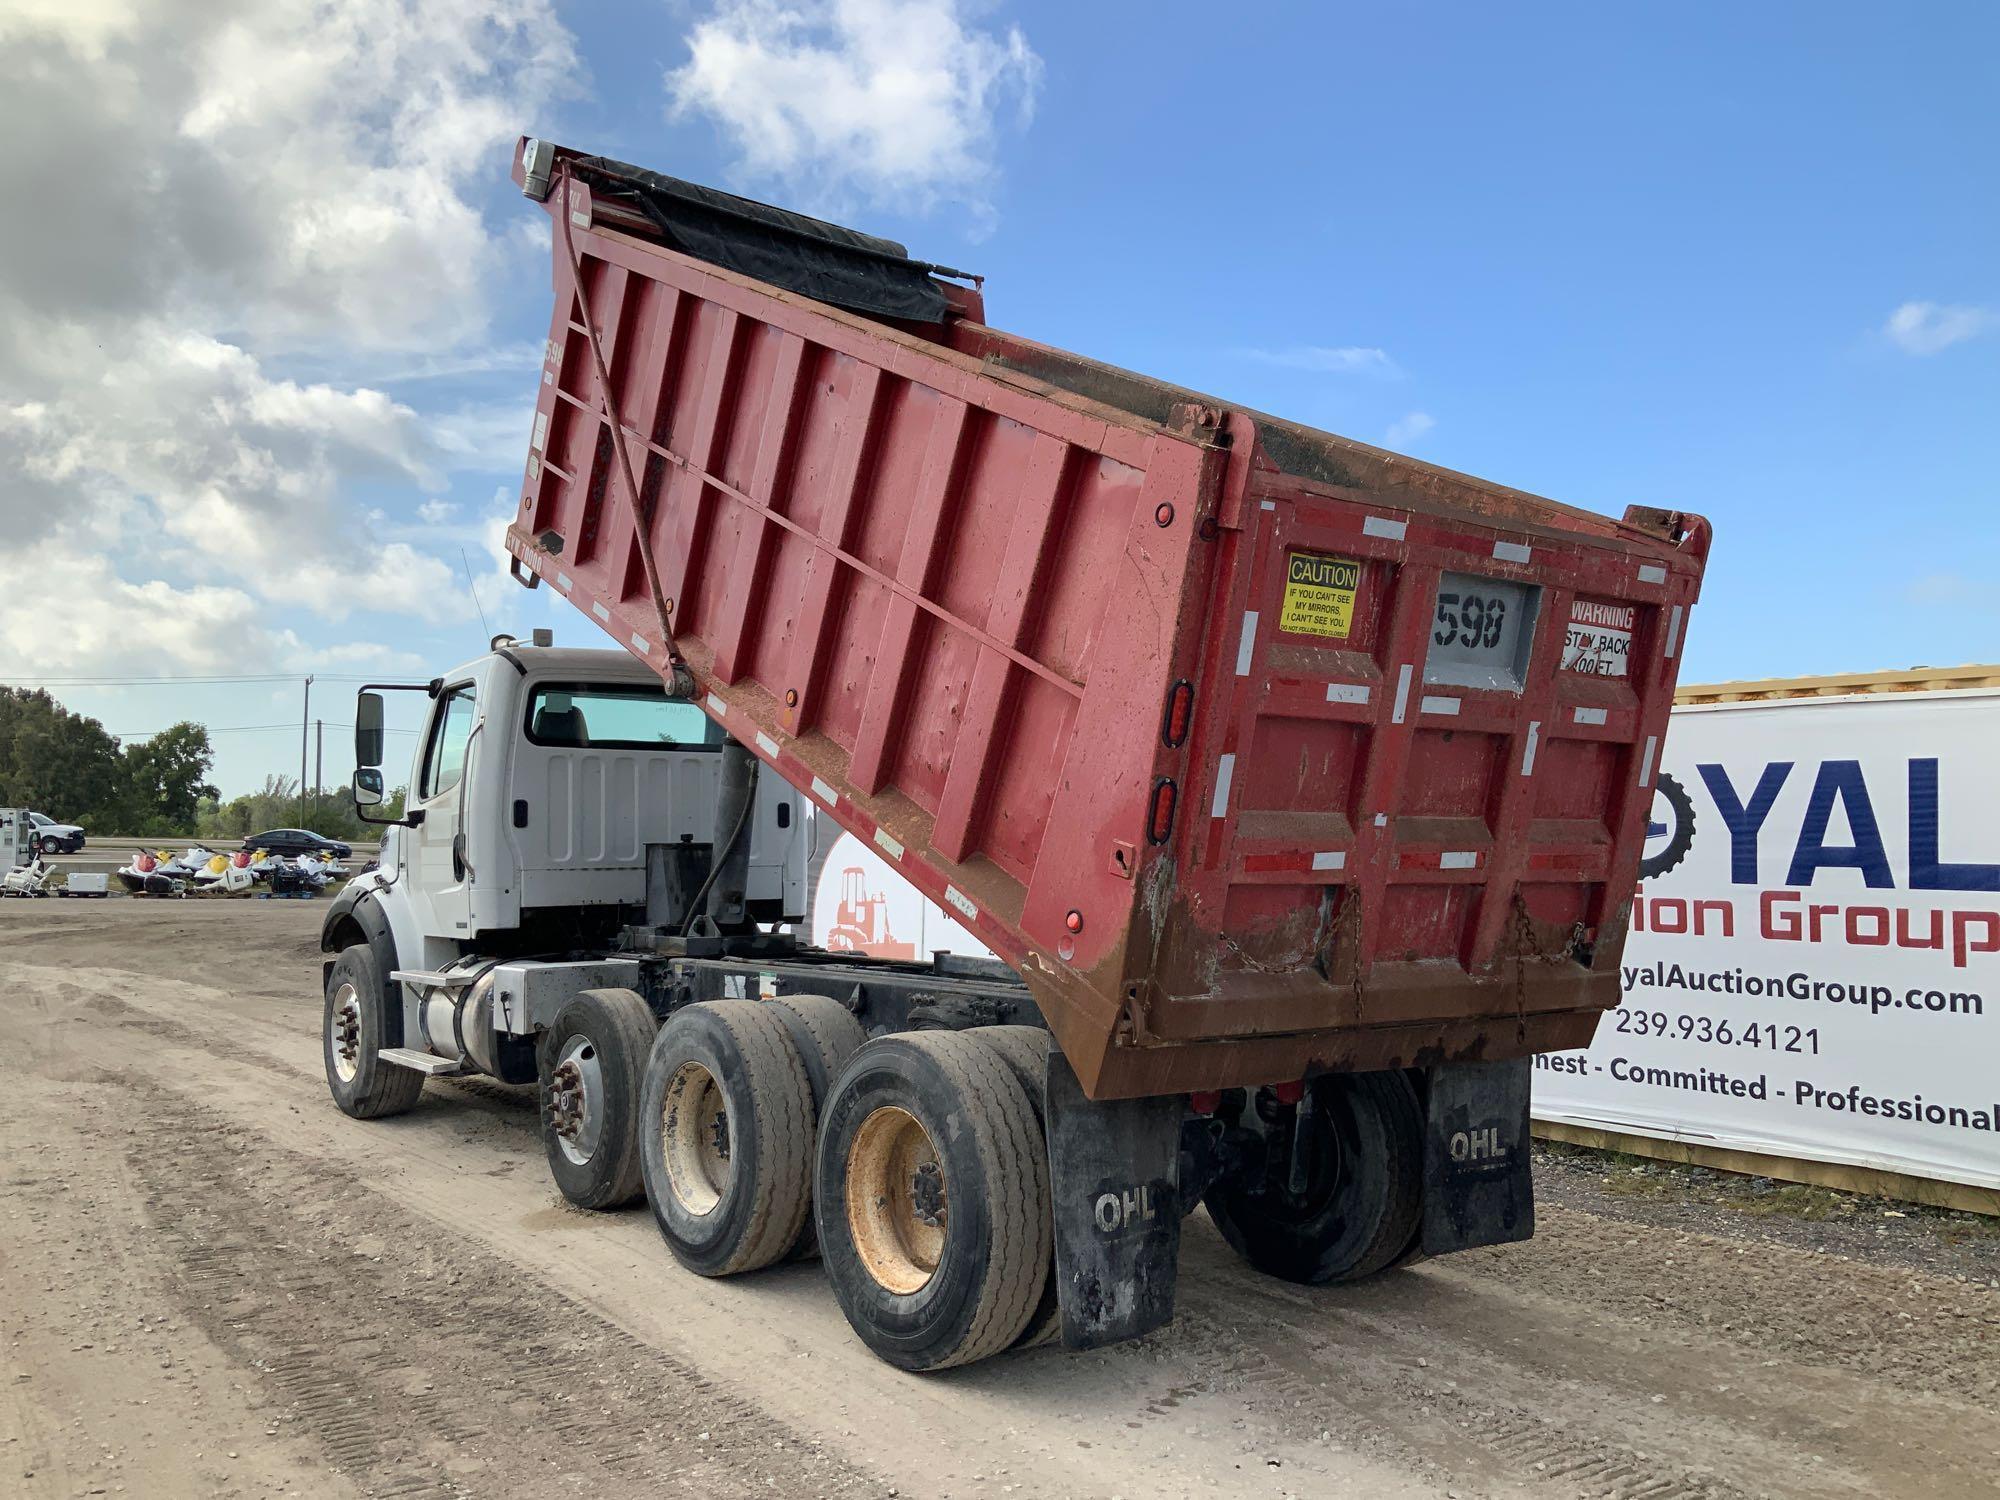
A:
[507, 151, 1709, 1099]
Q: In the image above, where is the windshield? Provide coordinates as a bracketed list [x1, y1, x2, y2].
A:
[524, 683, 721, 751]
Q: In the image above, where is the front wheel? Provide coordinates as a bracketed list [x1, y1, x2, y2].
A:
[537, 988, 656, 1210]
[1203, 1071, 1423, 1285]
[323, 945, 424, 1120]
[814, 1031, 1050, 1371]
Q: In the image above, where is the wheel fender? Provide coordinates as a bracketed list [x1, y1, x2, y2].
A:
[1043, 1050, 1183, 1350]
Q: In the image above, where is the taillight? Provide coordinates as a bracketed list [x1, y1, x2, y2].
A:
[1147, 777, 1178, 844]
[1161, 679, 1194, 747]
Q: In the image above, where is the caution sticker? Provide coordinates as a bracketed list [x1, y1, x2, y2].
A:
[1279, 551, 1361, 639]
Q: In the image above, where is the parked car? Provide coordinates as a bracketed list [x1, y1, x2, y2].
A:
[26, 812, 85, 856]
[241, 829, 352, 859]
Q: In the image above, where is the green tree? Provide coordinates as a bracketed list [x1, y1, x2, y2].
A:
[0, 689, 123, 823]
[117, 722, 218, 835]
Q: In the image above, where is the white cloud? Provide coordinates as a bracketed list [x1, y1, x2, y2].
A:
[0, 1, 580, 679]
[1238, 346, 1397, 376]
[418, 499, 461, 525]
[1902, 572, 1997, 612]
[1883, 301, 1997, 356]
[666, 0, 1041, 216]
[1384, 411, 1435, 449]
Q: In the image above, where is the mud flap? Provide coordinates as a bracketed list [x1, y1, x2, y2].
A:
[1420, 1058, 1535, 1255]
[1044, 1052, 1182, 1349]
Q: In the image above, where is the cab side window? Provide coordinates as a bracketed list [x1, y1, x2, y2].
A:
[420, 686, 477, 800]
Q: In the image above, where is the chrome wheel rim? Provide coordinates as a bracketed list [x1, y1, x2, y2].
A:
[546, 1034, 604, 1166]
[330, 983, 362, 1083]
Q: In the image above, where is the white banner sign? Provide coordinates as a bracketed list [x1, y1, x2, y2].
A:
[1534, 690, 2000, 1191]
[811, 831, 994, 964]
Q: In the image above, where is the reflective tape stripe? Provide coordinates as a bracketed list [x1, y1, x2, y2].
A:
[873, 828, 905, 860]
[630, 633, 651, 655]
[706, 693, 728, 717]
[1364, 515, 1407, 541]
[944, 886, 978, 921]
[1391, 664, 1414, 724]
[1311, 851, 1346, 871]
[1210, 754, 1236, 818]
[754, 732, 780, 758]
[1573, 706, 1608, 726]
[1664, 604, 1684, 658]
[1492, 540, 1532, 564]
[590, 601, 610, 622]
[1638, 734, 1659, 787]
[1441, 851, 1479, 870]
[810, 776, 838, 805]
[1235, 612, 1259, 676]
[1326, 683, 1371, 705]
[1420, 694, 1460, 716]
[1521, 720, 1541, 776]
[1638, 563, 1667, 585]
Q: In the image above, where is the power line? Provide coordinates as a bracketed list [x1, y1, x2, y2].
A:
[2, 673, 385, 687]
[111, 721, 419, 738]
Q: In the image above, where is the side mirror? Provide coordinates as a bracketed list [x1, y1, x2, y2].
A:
[356, 691, 385, 769]
[352, 767, 385, 808]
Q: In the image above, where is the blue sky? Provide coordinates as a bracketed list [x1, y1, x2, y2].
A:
[2, 2, 1993, 799]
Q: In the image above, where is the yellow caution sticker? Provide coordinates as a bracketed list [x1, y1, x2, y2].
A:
[1279, 551, 1361, 639]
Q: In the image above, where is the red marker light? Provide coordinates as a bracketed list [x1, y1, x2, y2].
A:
[1272, 1079, 1306, 1106]
[1065, 909, 1084, 934]
[1147, 778, 1178, 845]
[1161, 679, 1194, 747]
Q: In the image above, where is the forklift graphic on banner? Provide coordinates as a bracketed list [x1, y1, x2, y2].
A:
[824, 866, 919, 960]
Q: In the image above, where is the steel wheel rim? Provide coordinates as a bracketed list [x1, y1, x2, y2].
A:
[661, 1061, 731, 1215]
[846, 1106, 947, 1295]
[330, 983, 362, 1083]
[547, 1034, 605, 1166]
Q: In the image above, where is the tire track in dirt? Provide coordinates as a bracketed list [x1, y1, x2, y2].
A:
[124, 1077, 878, 1499]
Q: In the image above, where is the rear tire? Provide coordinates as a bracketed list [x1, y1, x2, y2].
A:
[967, 1026, 1063, 1349]
[1204, 1071, 1423, 1285]
[537, 988, 656, 1210]
[323, 944, 424, 1120]
[815, 1031, 1050, 1371]
[765, 995, 868, 1260]
[639, 1001, 815, 1275]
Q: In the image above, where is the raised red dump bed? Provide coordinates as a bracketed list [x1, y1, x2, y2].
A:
[504, 140, 1711, 1101]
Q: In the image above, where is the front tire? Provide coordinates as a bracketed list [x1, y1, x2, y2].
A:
[537, 988, 656, 1210]
[323, 945, 424, 1120]
[815, 1031, 1050, 1371]
[1204, 1071, 1423, 1285]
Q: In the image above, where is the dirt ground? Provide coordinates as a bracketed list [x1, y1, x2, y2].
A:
[3, 902, 1995, 1500]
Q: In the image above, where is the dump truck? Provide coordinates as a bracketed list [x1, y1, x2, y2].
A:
[319, 136, 1711, 1370]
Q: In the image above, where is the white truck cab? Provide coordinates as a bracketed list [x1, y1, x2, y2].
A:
[341, 634, 808, 984]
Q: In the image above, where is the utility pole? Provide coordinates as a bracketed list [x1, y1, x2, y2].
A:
[300, 675, 314, 826]
[315, 719, 324, 801]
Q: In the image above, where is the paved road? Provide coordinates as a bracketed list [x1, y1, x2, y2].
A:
[2, 901, 1994, 1499]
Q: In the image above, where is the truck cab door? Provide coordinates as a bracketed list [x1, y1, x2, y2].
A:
[408, 681, 480, 938]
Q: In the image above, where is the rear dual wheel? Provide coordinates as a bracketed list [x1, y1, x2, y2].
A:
[814, 1030, 1052, 1371]
[1203, 1071, 1424, 1285]
[638, 996, 865, 1276]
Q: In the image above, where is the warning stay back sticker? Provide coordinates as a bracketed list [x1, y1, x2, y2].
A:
[1279, 552, 1361, 639]
[1563, 598, 1634, 676]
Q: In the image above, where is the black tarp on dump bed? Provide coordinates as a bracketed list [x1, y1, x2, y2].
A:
[572, 153, 955, 325]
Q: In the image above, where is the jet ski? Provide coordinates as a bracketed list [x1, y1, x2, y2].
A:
[115, 849, 159, 892]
